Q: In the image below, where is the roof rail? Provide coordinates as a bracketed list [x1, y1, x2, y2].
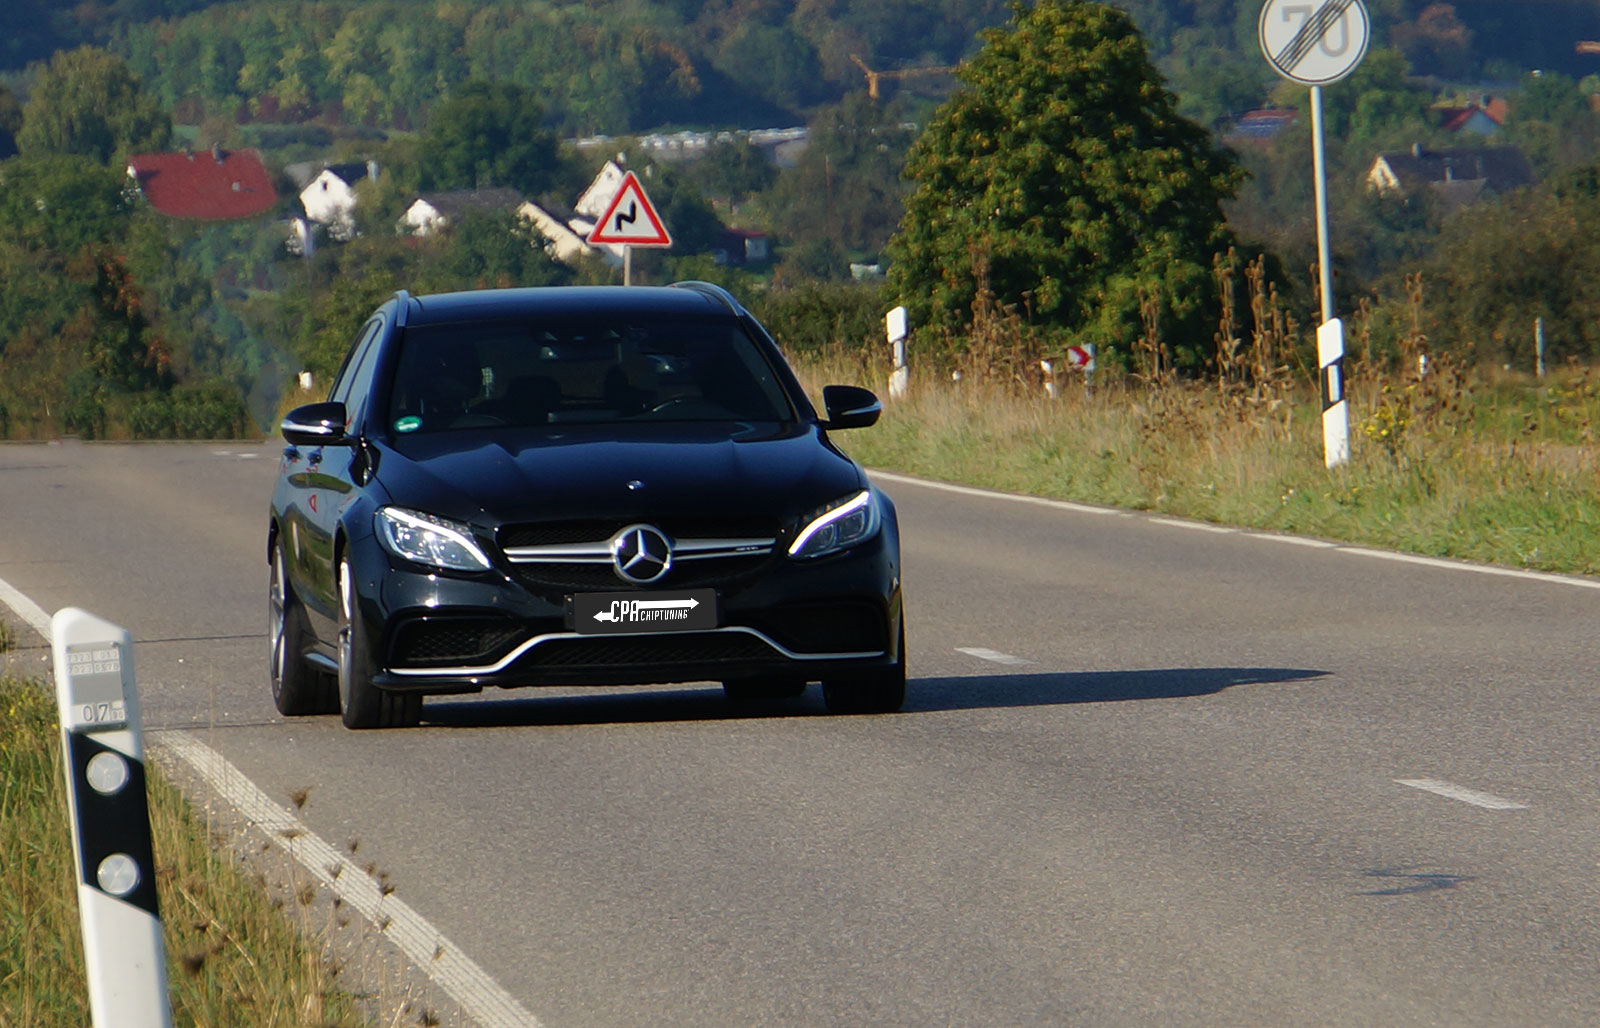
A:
[669, 280, 742, 315]
[390, 289, 412, 328]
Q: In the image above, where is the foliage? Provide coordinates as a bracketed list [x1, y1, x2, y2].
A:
[888, 0, 1244, 364]
[418, 80, 561, 196]
[766, 94, 917, 260]
[749, 280, 890, 356]
[17, 47, 171, 164]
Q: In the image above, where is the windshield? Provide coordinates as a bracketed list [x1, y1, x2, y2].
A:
[385, 314, 796, 435]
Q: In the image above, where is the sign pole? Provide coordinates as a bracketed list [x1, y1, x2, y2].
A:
[1260, 0, 1368, 469]
[623, 245, 633, 287]
[1310, 85, 1335, 326]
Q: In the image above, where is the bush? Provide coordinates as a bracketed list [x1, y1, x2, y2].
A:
[749, 281, 889, 356]
[128, 380, 250, 439]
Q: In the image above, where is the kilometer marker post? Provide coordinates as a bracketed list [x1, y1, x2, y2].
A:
[52, 608, 173, 1028]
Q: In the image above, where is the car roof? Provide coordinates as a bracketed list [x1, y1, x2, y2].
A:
[397, 285, 743, 327]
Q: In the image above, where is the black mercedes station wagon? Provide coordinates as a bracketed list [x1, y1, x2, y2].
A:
[268, 283, 903, 728]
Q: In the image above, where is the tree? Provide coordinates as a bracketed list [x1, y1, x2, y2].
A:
[419, 80, 562, 197]
[886, 0, 1243, 352]
[18, 47, 170, 164]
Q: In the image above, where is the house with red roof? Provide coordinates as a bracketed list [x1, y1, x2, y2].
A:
[125, 145, 277, 220]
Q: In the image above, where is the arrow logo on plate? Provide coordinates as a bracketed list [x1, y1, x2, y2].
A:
[593, 597, 700, 622]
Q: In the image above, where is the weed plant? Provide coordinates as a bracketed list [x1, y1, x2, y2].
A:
[0, 674, 380, 1028]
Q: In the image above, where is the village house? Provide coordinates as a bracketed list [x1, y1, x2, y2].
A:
[1365, 143, 1535, 213]
[125, 145, 277, 220]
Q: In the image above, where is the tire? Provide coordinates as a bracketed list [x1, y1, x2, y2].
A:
[822, 619, 906, 715]
[722, 677, 807, 703]
[270, 544, 338, 716]
[337, 555, 421, 729]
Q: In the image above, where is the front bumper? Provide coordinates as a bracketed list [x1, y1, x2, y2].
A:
[349, 526, 901, 694]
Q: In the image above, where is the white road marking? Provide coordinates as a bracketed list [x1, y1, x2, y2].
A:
[0, 572, 544, 1028]
[1149, 517, 1236, 534]
[1395, 778, 1529, 810]
[1242, 532, 1338, 548]
[0, 572, 52, 636]
[868, 470, 1128, 517]
[955, 647, 1035, 666]
[870, 468, 1600, 593]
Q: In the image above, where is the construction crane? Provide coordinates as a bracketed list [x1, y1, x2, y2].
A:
[849, 54, 954, 100]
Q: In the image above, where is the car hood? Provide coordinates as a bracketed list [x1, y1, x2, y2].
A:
[377, 422, 865, 526]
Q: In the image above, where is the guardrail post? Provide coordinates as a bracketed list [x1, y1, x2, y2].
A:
[51, 608, 173, 1028]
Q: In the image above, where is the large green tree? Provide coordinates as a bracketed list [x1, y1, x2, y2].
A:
[18, 47, 171, 164]
[886, 0, 1244, 352]
[418, 80, 562, 196]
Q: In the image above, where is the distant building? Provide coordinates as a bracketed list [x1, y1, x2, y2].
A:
[1224, 109, 1297, 147]
[713, 228, 769, 266]
[126, 146, 277, 220]
[287, 160, 378, 241]
[517, 199, 609, 266]
[400, 187, 525, 236]
[1366, 144, 1535, 212]
[1434, 97, 1509, 137]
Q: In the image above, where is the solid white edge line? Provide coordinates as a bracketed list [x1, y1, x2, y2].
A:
[1148, 517, 1236, 534]
[0, 573, 52, 637]
[955, 647, 1035, 667]
[158, 732, 545, 1028]
[867, 470, 1127, 517]
[867, 469, 1600, 592]
[1395, 778, 1529, 811]
[0, 571, 542, 1028]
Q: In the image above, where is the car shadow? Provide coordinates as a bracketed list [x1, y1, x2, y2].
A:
[420, 666, 1328, 729]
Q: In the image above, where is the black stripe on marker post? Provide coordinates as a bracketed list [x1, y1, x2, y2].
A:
[66, 732, 161, 918]
[1320, 358, 1345, 413]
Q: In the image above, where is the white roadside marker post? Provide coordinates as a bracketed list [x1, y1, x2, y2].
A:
[886, 305, 909, 399]
[1318, 318, 1350, 468]
[51, 608, 173, 1028]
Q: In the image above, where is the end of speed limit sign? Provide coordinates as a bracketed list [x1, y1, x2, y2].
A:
[1259, 0, 1370, 86]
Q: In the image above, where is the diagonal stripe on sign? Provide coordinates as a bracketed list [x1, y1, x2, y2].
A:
[1276, 0, 1354, 71]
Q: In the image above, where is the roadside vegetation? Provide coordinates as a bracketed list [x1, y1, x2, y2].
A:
[0, 664, 397, 1027]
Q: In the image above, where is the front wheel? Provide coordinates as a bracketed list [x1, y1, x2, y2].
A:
[270, 544, 338, 716]
[822, 620, 906, 715]
[337, 555, 421, 729]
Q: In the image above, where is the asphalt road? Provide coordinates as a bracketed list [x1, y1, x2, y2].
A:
[4, 439, 1599, 1027]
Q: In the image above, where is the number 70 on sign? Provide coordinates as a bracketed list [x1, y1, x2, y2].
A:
[1258, 0, 1370, 86]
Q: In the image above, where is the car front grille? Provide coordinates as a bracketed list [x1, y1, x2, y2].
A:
[523, 631, 779, 668]
[499, 517, 780, 593]
[746, 601, 888, 655]
[389, 617, 524, 668]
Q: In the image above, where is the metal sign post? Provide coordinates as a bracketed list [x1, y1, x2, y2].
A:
[1259, 0, 1369, 468]
[52, 608, 172, 1028]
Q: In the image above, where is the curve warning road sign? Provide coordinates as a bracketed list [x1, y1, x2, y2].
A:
[587, 170, 672, 248]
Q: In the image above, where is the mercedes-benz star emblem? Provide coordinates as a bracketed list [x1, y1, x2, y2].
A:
[611, 524, 672, 584]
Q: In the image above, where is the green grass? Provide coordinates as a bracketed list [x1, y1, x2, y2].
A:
[0, 674, 381, 1028]
[798, 358, 1600, 577]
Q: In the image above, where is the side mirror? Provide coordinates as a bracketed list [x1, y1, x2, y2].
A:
[821, 385, 882, 430]
[281, 401, 352, 447]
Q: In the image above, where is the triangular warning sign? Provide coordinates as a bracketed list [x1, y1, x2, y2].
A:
[586, 171, 672, 248]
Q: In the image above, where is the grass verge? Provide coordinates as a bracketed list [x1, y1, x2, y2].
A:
[0, 672, 378, 1028]
[798, 357, 1600, 577]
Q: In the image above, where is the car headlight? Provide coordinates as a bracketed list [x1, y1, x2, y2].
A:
[788, 490, 879, 559]
[375, 507, 491, 571]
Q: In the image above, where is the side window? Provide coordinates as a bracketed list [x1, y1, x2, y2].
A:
[331, 320, 384, 428]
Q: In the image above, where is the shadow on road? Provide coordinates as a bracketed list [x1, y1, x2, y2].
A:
[421, 666, 1327, 729]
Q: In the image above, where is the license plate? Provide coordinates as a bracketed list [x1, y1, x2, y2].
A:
[572, 589, 719, 635]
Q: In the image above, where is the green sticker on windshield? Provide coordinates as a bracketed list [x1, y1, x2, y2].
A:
[394, 416, 422, 434]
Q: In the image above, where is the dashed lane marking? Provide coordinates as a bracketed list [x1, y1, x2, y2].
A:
[1395, 778, 1529, 811]
[955, 647, 1035, 666]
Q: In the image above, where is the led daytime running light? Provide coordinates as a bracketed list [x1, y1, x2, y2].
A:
[377, 507, 491, 570]
[788, 490, 873, 557]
